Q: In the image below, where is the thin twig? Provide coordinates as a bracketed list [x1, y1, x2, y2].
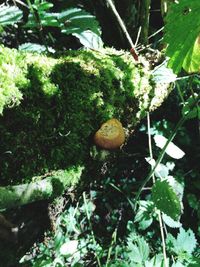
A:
[106, 0, 137, 52]
[147, 112, 168, 267]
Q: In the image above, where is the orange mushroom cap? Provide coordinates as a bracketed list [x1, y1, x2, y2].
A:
[94, 118, 125, 150]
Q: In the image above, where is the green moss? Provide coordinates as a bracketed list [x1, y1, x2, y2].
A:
[0, 46, 167, 186]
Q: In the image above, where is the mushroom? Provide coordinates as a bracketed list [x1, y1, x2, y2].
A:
[94, 118, 125, 150]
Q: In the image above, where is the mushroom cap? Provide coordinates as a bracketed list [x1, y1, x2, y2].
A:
[94, 118, 125, 150]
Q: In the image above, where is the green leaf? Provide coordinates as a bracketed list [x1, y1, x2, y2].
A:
[73, 30, 104, 50]
[145, 254, 169, 267]
[182, 35, 200, 73]
[167, 228, 197, 256]
[152, 180, 182, 220]
[182, 94, 200, 120]
[0, 4, 23, 26]
[58, 8, 101, 36]
[175, 228, 197, 255]
[164, 0, 200, 74]
[26, 12, 59, 28]
[162, 213, 182, 228]
[127, 236, 150, 264]
[18, 43, 55, 53]
[134, 201, 154, 230]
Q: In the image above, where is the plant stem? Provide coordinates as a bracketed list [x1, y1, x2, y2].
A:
[134, 114, 186, 208]
[134, 94, 200, 210]
[147, 112, 168, 266]
[83, 192, 102, 267]
[26, 0, 49, 51]
[106, 0, 137, 53]
[140, 0, 151, 45]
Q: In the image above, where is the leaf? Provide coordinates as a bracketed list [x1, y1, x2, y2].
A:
[0, 4, 23, 26]
[152, 60, 177, 83]
[26, 12, 59, 28]
[134, 201, 154, 230]
[73, 30, 104, 50]
[145, 254, 169, 267]
[154, 134, 185, 159]
[182, 94, 200, 120]
[162, 213, 182, 228]
[175, 228, 197, 255]
[152, 180, 182, 220]
[127, 236, 150, 264]
[58, 8, 101, 36]
[18, 43, 55, 53]
[164, 0, 200, 74]
[146, 157, 169, 178]
[182, 34, 200, 73]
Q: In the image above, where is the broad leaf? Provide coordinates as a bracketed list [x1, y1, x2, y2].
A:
[58, 8, 101, 35]
[164, 0, 200, 74]
[152, 180, 182, 220]
[183, 34, 200, 73]
[73, 30, 103, 50]
[0, 4, 23, 26]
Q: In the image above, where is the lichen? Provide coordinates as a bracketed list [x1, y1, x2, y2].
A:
[0, 46, 169, 186]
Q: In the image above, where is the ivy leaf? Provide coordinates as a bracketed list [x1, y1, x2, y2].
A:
[58, 8, 101, 36]
[0, 4, 23, 26]
[152, 180, 182, 220]
[164, 0, 200, 74]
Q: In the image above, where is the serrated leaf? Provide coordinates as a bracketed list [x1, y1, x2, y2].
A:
[162, 213, 182, 228]
[0, 5, 23, 26]
[145, 254, 169, 267]
[183, 34, 200, 73]
[164, 0, 200, 74]
[73, 30, 103, 50]
[127, 236, 150, 264]
[152, 180, 182, 220]
[175, 228, 197, 255]
[154, 135, 185, 159]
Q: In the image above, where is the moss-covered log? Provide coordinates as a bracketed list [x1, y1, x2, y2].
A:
[0, 167, 83, 210]
[0, 46, 170, 209]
